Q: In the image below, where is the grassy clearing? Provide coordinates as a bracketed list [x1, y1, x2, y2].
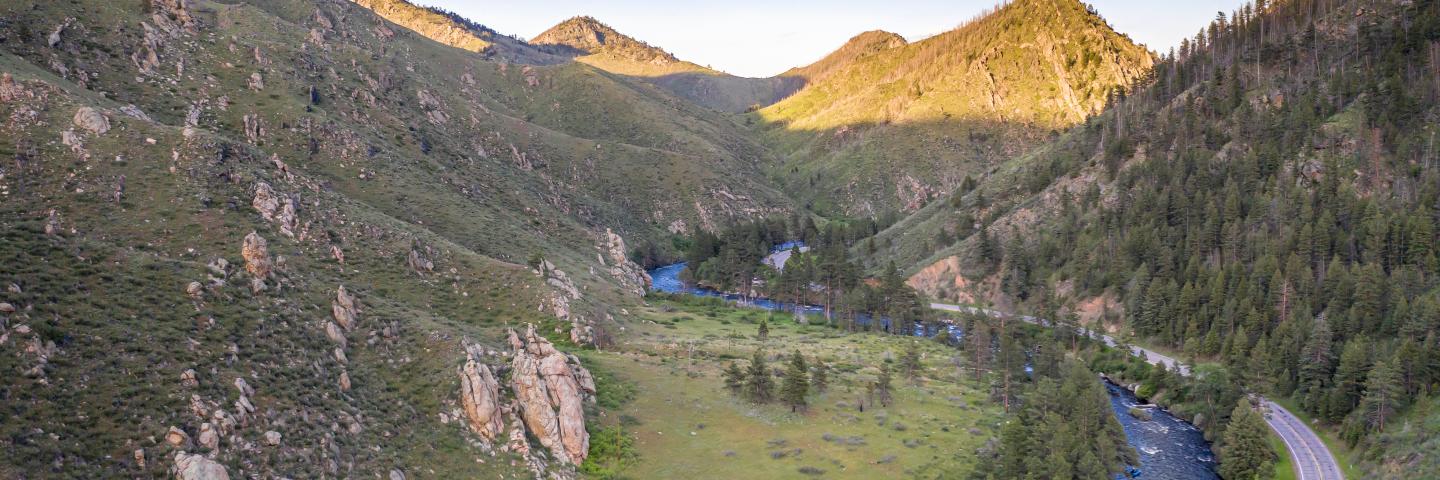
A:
[589, 298, 1002, 479]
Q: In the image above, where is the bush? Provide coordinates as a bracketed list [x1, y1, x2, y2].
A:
[580, 425, 638, 479]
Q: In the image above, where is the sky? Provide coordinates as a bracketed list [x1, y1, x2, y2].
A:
[418, 0, 1251, 78]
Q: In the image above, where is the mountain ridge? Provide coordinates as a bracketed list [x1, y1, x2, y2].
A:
[755, 0, 1155, 215]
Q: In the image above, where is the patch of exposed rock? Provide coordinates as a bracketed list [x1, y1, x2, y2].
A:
[537, 260, 579, 322]
[599, 228, 651, 297]
[458, 344, 503, 445]
[0, 73, 30, 102]
[332, 285, 358, 331]
[72, 107, 109, 135]
[173, 452, 228, 480]
[240, 232, 271, 293]
[251, 182, 297, 237]
[454, 327, 594, 472]
[510, 325, 592, 465]
[407, 244, 436, 274]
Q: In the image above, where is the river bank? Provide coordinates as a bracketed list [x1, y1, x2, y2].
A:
[648, 261, 1220, 479]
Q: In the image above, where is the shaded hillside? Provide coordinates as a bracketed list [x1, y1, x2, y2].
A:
[533, 16, 803, 112]
[757, 0, 1153, 215]
[878, 0, 1440, 475]
[0, 0, 794, 477]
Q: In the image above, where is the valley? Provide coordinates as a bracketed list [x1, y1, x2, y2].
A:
[2, 0, 1438, 478]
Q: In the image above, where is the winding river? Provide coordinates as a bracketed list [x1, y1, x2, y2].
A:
[648, 252, 1219, 479]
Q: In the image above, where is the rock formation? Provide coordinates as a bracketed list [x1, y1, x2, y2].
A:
[509, 325, 590, 464]
[0, 73, 28, 102]
[324, 321, 347, 348]
[458, 346, 503, 445]
[251, 182, 279, 221]
[537, 260, 580, 323]
[332, 285, 358, 331]
[600, 228, 652, 297]
[165, 426, 190, 447]
[185, 281, 203, 299]
[407, 246, 435, 274]
[72, 107, 109, 135]
[197, 422, 219, 450]
[172, 452, 229, 480]
[240, 232, 270, 293]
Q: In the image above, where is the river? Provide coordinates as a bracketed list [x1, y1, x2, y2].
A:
[648, 255, 1219, 479]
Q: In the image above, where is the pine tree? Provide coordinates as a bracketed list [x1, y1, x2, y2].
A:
[1298, 317, 1335, 412]
[967, 320, 991, 382]
[900, 342, 924, 382]
[1361, 358, 1404, 433]
[1219, 399, 1277, 480]
[745, 349, 775, 403]
[757, 319, 769, 341]
[781, 351, 810, 412]
[722, 362, 745, 395]
[1326, 338, 1370, 422]
[810, 361, 829, 393]
[874, 364, 894, 407]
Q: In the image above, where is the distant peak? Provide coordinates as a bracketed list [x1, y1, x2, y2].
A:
[845, 30, 907, 49]
[532, 15, 677, 63]
[532, 16, 622, 50]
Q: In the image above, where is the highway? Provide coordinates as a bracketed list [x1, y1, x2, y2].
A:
[930, 302, 1344, 480]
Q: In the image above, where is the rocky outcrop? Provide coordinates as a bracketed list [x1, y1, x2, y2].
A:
[599, 228, 651, 297]
[537, 260, 579, 322]
[72, 107, 109, 135]
[338, 371, 351, 391]
[241, 232, 271, 293]
[332, 285, 358, 331]
[242, 114, 263, 144]
[165, 426, 190, 447]
[458, 346, 503, 445]
[324, 321, 347, 348]
[407, 246, 435, 274]
[180, 369, 198, 388]
[0, 73, 29, 102]
[173, 452, 229, 480]
[251, 182, 296, 237]
[134, 0, 196, 74]
[510, 325, 590, 465]
[197, 422, 219, 450]
[185, 281, 203, 299]
[353, 0, 492, 52]
[251, 181, 279, 217]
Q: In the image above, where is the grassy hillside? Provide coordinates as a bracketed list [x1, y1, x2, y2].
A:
[0, 0, 796, 477]
[0, 47, 554, 477]
[756, 0, 1153, 215]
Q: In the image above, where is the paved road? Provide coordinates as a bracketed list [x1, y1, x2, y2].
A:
[929, 302, 1344, 480]
[1262, 399, 1345, 480]
[762, 245, 808, 271]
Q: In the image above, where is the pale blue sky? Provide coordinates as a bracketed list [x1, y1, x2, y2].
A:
[418, 1, 1251, 77]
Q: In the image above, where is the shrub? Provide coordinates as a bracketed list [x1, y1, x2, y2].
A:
[580, 425, 638, 479]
